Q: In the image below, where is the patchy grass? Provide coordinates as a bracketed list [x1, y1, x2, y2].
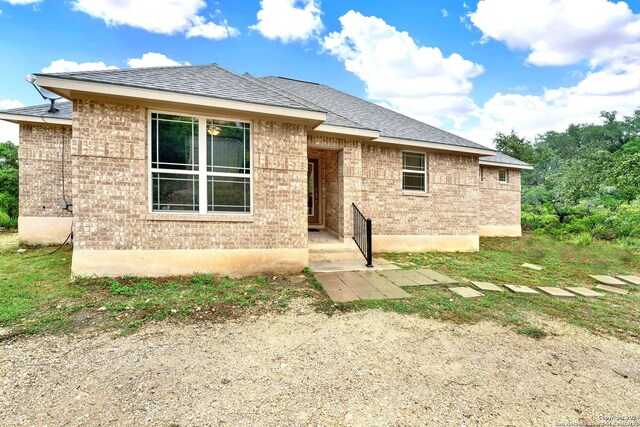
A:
[317, 234, 640, 341]
[2, 231, 639, 342]
[0, 232, 322, 338]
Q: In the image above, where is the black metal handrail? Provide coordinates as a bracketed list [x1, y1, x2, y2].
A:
[352, 203, 373, 268]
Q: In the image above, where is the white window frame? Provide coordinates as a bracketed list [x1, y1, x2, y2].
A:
[498, 169, 509, 184]
[148, 110, 253, 215]
[402, 151, 428, 193]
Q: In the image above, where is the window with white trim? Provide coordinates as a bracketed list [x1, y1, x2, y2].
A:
[498, 169, 509, 183]
[402, 152, 426, 192]
[150, 113, 251, 213]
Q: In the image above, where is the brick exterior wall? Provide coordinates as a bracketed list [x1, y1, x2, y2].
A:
[479, 166, 522, 227]
[309, 135, 480, 238]
[71, 98, 307, 251]
[18, 124, 73, 219]
[360, 144, 479, 236]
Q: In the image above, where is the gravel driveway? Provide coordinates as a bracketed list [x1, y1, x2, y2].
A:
[1, 299, 639, 426]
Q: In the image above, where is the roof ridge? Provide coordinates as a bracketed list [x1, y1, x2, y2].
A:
[260, 76, 371, 130]
[233, 71, 322, 113]
[38, 63, 216, 77]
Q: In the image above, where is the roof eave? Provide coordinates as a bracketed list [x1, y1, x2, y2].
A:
[479, 160, 533, 170]
[373, 136, 496, 156]
[311, 124, 379, 139]
[0, 112, 72, 126]
[34, 75, 327, 124]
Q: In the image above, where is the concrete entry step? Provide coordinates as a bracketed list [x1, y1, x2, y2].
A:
[504, 284, 539, 295]
[595, 284, 629, 295]
[617, 275, 640, 286]
[589, 275, 627, 286]
[566, 287, 604, 297]
[450, 287, 484, 298]
[414, 269, 458, 285]
[470, 281, 504, 292]
[537, 287, 576, 298]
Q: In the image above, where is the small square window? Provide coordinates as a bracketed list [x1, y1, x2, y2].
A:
[402, 152, 427, 192]
[498, 169, 509, 183]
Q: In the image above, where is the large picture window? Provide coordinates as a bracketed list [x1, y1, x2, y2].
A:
[402, 152, 427, 192]
[150, 113, 251, 214]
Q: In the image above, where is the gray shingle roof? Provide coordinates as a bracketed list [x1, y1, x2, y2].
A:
[22, 64, 499, 154]
[480, 152, 532, 168]
[0, 101, 72, 120]
[36, 64, 319, 112]
[259, 76, 490, 151]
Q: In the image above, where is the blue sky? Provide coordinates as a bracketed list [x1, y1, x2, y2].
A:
[1, 0, 640, 146]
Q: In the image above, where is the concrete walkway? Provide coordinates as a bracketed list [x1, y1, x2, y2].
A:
[316, 271, 411, 302]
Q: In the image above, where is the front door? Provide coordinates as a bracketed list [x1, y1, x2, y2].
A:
[308, 159, 320, 224]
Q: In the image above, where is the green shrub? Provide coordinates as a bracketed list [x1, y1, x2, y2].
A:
[572, 232, 593, 247]
[0, 210, 16, 229]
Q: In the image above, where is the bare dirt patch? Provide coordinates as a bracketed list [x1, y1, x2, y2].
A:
[1, 299, 638, 426]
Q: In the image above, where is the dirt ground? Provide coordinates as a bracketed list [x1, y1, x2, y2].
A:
[1, 299, 639, 427]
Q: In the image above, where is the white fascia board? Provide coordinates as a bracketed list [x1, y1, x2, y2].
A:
[35, 76, 327, 122]
[0, 112, 72, 126]
[479, 160, 534, 170]
[373, 136, 497, 156]
[312, 124, 379, 139]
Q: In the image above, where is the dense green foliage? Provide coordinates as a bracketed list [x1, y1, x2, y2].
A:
[0, 142, 18, 228]
[494, 110, 640, 243]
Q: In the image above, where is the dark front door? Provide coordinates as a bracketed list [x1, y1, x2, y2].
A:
[308, 159, 320, 224]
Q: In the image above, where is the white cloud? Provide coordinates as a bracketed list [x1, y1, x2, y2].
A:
[186, 16, 240, 40]
[460, 60, 640, 144]
[127, 52, 189, 68]
[71, 0, 238, 39]
[0, 100, 24, 144]
[41, 59, 118, 73]
[250, 0, 323, 43]
[441, 9, 448, 18]
[322, 11, 484, 127]
[1, 0, 41, 4]
[469, 0, 640, 67]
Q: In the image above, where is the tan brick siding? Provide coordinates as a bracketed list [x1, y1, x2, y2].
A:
[479, 167, 521, 226]
[71, 98, 307, 251]
[309, 135, 480, 237]
[360, 144, 479, 236]
[18, 124, 73, 218]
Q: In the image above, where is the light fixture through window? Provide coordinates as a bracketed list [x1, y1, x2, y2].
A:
[207, 126, 221, 136]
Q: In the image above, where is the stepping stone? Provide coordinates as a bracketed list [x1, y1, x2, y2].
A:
[589, 275, 627, 286]
[380, 270, 419, 287]
[398, 270, 438, 286]
[537, 287, 576, 298]
[356, 271, 411, 299]
[315, 273, 359, 302]
[595, 284, 629, 295]
[566, 287, 604, 298]
[415, 269, 459, 285]
[335, 272, 387, 300]
[470, 281, 504, 292]
[504, 284, 539, 295]
[617, 275, 640, 286]
[521, 263, 543, 271]
[450, 287, 484, 298]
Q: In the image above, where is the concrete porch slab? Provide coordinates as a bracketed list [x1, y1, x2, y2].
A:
[315, 273, 359, 302]
[589, 275, 627, 286]
[617, 275, 640, 286]
[450, 287, 484, 298]
[380, 270, 420, 287]
[310, 259, 383, 273]
[537, 287, 576, 298]
[566, 287, 604, 297]
[415, 269, 458, 285]
[595, 284, 629, 295]
[356, 271, 412, 299]
[470, 281, 504, 292]
[504, 284, 539, 294]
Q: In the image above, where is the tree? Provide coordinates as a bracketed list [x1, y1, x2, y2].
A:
[0, 142, 18, 224]
[493, 130, 535, 164]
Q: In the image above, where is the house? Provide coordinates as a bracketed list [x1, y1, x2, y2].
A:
[0, 64, 532, 277]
